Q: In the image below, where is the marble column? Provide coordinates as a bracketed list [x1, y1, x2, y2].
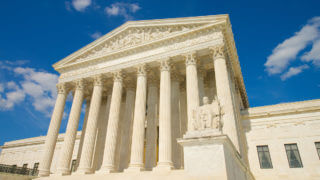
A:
[118, 80, 136, 171]
[171, 68, 181, 169]
[92, 91, 111, 171]
[57, 80, 85, 175]
[75, 97, 91, 170]
[198, 66, 206, 105]
[77, 75, 104, 174]
[155, 59, 173, 170]
[145, 72, 159, 170]
[179, 84, 187, 167]
[184, 53, 200, 132]
[99, 72, 123, 173]
[114, 101, 126, 171]
[127, 65, 147, 172]
[39, 83, 67, 177]
[210, 45, 240, 152]
[179, 84, 188, 137]
[207, 70, 216, 102]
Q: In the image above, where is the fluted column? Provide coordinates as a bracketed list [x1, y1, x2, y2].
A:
[145, 72, 159, 170]
[207, 70, 216, 102]
[210, 45, 240, 152]
[126, 65, 148, 172]
[99, 72, 123, 173]
[77, 75, 104, 174]
[179, 84, 188, 137]
[57, 80, 85, 175]
[179, 84, 187, 168]
[184, 53, 200, 132]
[171, 68, 181, 169]
[92, 91, 111, 171]
[198, 67, 206, 105]
[39, 83, 68, 177]
[119, 80, 136, 171]
[154, 59, 173, 171]
[75, 96, 91, 170]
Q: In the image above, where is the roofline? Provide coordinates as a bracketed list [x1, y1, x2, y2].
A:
[52, 14, 229, 69]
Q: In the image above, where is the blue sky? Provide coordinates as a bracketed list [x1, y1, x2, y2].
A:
[0, 0, 319, 146]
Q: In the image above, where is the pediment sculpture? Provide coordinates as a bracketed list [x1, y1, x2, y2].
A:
[192, 96, 224, 132]
[73, 24, 206, 63]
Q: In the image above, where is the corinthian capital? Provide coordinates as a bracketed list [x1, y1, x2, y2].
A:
[93, 75, 104, 86]
[136, 64, 147, 76]
[183, 51, 197, 66]
[75, 79, 85, 90]
[56, 83, 67, 94]
[160, 58, 171, 72]
[209, 45, 225, 60]
[113, 71, 123, 83]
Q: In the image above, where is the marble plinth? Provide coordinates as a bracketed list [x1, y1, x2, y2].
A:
[178, 134, 254, 180]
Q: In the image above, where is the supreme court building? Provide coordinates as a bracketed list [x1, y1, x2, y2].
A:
[1, 15, 320, 180]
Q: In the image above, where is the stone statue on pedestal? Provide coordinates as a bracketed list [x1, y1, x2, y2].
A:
[192, 96, 223, 132]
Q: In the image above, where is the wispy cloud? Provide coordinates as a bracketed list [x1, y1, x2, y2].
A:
[301, 37, 320, 66]
[105, 2, 141, 20]
[265, 16, 320, 80]
[90, 31, 102, 39]
[280, 65, 309, 81]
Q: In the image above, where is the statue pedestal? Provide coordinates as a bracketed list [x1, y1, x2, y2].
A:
[178, 134, 254, 180]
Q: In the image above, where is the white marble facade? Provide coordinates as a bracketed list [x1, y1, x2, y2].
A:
[0, 15, 320, 180]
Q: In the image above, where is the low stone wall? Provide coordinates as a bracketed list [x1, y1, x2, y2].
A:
[0, 172, 36, 180]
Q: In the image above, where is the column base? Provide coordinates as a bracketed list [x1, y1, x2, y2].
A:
[124, 164, 145, 172]
[178, 134, 254, 180]
[38, 169, 50, 177]
[96, 166, 116, 174]
[153, 162, 173, 172]
[55, 168, 71, 176]
[75, 167, 94, 175]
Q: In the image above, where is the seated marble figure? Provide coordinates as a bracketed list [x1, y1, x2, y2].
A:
[192, 96, 223, 131]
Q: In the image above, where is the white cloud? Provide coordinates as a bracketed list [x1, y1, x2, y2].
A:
[0, 84, 4, 93]
[105, 3, 141, 20]
[72, 0, 91, 11]
[280, 65, 309, 81]
[7, 81, 19, 90]
[301, 38, 320, 66]
[130, 4, 140, 13]
[0, 65, 59, 116]
[264, 16, 320, 80]
[0, 89, 25, 110]
[0, 60, 29, 71]
[265, 18, 320, 75]
[90, 31, 102, 39]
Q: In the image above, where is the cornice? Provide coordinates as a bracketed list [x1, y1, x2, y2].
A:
[56, 22, 225, 73]
[241, 99, 320, 119]
[1, 131, 82, 149]
[53, 15, 229, 70]
[221, 18, 249, 108]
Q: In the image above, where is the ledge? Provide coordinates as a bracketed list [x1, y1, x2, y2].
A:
[241, 99, 320, 119]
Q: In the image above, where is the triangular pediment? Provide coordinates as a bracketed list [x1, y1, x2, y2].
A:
[53, 15, 228, 70]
